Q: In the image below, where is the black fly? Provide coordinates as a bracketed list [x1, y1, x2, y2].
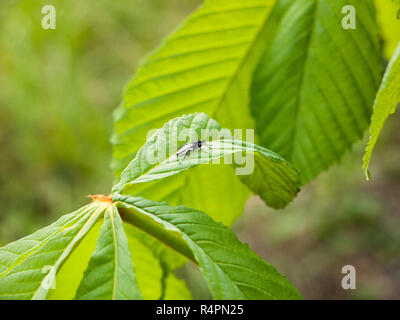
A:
[176, 140, 211, 165]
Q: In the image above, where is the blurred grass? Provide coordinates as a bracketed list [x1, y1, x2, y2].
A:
[1, 0, 400, 299]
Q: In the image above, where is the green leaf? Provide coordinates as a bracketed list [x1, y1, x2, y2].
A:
[115, 111, 251, 225]
[75, 205, 142, 300]
[363, 42, 400, 179]
[112, 0, 277, 171]
[113, 113, 300, 209]
[114, 193, 302, 300]
[124, 224, 163, 299]
[124, 225, 192, 300]
[111, 0, 279, 225]
[47, 218, 103, 300]
[0, 202, 106, 300]
[375, 0, 400, 59]
[124, 222, 189, 299]
[251, 0, 381, 183]
[164, 273, 193, 300]
[149, 166, 250, 225]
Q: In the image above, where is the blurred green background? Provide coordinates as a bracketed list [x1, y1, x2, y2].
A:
[1, 0, 400, 299]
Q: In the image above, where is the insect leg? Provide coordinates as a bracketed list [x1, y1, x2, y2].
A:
[179, 150, 190, 165]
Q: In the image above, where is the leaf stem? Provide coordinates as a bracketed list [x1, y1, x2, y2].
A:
[116, 203, 196, 263]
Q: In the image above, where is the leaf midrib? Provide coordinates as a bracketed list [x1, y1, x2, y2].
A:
[31, 204, 107, 300]
[109, 206, 119, 300]
[210, 1, 275, 124]
[0, 203, 94, 280]
[288, 0, 319, 165]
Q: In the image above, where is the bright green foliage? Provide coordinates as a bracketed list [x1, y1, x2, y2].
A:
[0, 202, 106, 300]
[111, 0, 278, 226]
[114, 111, 250, 225]
[375, 0, 400, 59]
[47, 219, 103, 300]
[161, 165, 250, 226]
[4, 0, 389, 301]
[0, 191, 301, 300]
[164, 273, 193, 300]
[75, 206, 142, 300]
[251, 0, 381, 183]
[114, 193, 302, 300]
[124, 223, 190, 299]
[231, 140, 300, 209]
[363, 42, 400, 179]
[0, 111, 302, 300]
[112, 0, 382, 222]
[112, 0, 277, 172]
[113, 113, 300, 209]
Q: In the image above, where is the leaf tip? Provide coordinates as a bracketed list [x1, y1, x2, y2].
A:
[363, 166, 371, 181]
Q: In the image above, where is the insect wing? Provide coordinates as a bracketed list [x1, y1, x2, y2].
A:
[177, 142, 188, 150]
[176, 143, 192, 155]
